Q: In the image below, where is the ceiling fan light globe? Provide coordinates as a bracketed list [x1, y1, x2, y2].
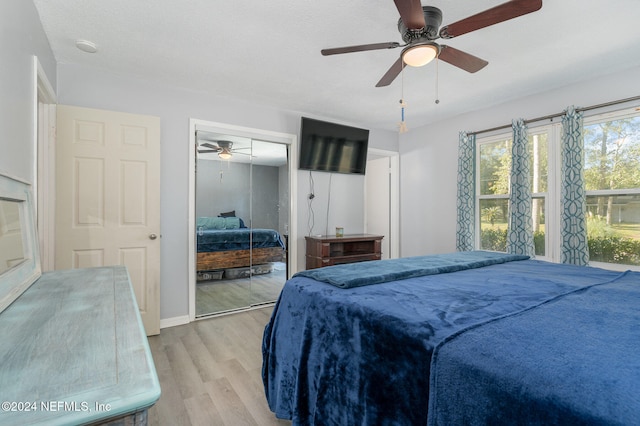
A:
[218, 152, 232, 160]
[402, 44, 438, 67]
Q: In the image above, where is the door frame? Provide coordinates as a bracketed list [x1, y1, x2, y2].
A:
[33, 56, 57, 271]
[365, 148, 400, 259]
[188, 119, 298, 322]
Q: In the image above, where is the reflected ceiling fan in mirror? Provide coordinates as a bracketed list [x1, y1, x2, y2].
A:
[197, 139, 251, 160]
[321, 0, 542, 87]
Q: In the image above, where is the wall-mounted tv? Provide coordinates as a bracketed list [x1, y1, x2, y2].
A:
[299, 117, 369, 175]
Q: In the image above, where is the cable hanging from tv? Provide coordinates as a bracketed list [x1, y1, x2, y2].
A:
[307, 171, 315, 236]
[324, 173, 332, 237]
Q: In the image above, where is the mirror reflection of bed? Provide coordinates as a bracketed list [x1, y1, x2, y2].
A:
[195, 132, 289, 316]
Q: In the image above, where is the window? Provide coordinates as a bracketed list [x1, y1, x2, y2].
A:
[583, 112, 640, 266]
[475, 106, 640, 268]
[529, 131, 549, 257]
[477, 131, 549, 257]
[478, 138, 510, 252]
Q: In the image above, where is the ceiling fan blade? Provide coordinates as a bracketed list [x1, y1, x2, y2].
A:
[440, 0, 542, 39]
[393, 0, 426, 30]
[438, 45, 488, 73]
[197, 149, 218, 153]
[322, 42, 400, 56]
[376, 57, 405, 87]
[201, 142, 220, 150]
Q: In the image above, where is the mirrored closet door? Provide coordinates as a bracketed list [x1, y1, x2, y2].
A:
[195, 132, 289, 317]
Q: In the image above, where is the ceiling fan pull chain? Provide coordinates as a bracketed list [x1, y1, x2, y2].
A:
[398, 67, 408, 133]
[435, 56, 440, 105]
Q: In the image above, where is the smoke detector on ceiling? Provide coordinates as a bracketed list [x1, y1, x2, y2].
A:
[75, 39, 97, 53]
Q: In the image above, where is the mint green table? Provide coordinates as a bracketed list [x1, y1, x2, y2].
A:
[0, 266, 160, 425]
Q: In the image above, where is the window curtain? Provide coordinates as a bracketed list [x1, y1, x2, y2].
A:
[507, 119, 535, 256]
[560, 106, 589, 265]
[456, 131, 475, 251]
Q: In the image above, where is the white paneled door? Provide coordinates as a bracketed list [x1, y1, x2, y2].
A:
[55, 105, 161, 335]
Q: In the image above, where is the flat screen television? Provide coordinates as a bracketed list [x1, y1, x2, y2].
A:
[299, 117, 369, 175]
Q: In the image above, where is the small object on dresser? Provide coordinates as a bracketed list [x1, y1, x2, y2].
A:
[336, 227, 344, 237]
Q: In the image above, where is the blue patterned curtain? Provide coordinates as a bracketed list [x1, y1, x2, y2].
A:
[560, 106, 589, 265]
[507, 119, 535, 256]
[456, 132, 475, 251]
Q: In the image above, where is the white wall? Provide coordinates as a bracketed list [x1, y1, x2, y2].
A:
[56, 63, 398, 321]
[0, 0, 56, 182]
[196, 160, 280, 231]
[400, 64, 640, 257]
[300, 170, 367, 238]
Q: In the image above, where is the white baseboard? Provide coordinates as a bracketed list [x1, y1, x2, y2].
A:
[160, 315, 190, 329]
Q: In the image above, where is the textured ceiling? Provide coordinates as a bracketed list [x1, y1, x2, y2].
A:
[33, 0, 640, 132]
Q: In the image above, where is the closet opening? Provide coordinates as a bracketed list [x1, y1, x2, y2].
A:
[188, 120, 297, 320]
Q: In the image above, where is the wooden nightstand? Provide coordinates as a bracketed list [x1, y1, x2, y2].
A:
[305, 234, 383, 269]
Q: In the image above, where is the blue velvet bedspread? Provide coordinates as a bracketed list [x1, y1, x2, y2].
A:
[197, 228, 285, 252]
[295, 250, 529, 288]
[428, 269, 640, 426]
[262, 255, 625, 426]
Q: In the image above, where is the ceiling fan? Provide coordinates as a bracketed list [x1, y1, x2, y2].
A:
[197, 139, 250, 160]
[321, 0, 542, 87]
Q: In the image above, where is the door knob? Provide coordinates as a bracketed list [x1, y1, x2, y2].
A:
[149, 233, 158, 240]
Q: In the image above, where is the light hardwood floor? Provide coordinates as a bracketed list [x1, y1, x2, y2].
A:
[196, 263, 286, 316]
[147, 307, 291, 425]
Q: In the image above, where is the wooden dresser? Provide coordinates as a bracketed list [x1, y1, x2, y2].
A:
[305, 234, 383, 269]
[0, 266, 160, 425]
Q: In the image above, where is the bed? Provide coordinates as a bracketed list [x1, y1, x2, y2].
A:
[261, 251, 640, 425]
[196, 216, 285, 273]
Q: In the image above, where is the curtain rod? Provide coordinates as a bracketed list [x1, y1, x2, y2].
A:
[469, 95, 640, 136]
